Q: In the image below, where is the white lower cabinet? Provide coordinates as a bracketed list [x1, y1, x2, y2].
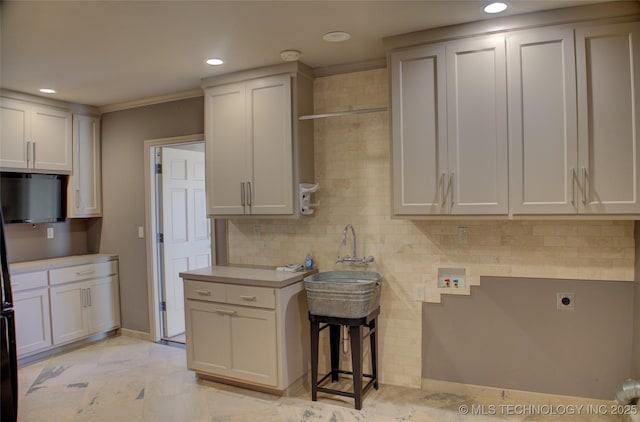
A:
[10, 256, 120, 358]
[50, 275, 120, 346]
[186, 300, 277, 386]
[183, 275, 309, 392]
[13, 270, 52, 357]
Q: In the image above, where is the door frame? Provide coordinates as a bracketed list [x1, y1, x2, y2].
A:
[144, 134, 228, 343]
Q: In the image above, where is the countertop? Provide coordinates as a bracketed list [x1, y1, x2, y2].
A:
[180, 265, 318, 288]
[9, 254, 119, 274]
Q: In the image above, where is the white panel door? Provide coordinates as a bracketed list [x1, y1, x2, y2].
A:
[508, 28, 578, 214]
[391, 44, 448, 215]
[446, 36, 508, 215]
[68, 114, 102, 217]
[0, 98, 30, 169]
[14, 288, 52, 356]
[576, 22, 640, 214]
[206, 83, 248, 215]
[246, 75, 293, 215]
[31, 105, 72, 172]
[162, 146, 211, 338]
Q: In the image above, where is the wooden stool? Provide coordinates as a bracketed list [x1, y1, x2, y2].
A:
[309, 307, 380, 410]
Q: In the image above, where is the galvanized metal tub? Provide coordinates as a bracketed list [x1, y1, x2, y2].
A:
[304, 271, 383, 318]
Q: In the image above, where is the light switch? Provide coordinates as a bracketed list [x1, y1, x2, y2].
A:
[47, 227, 54, 239]
[137, 226, 144, 239]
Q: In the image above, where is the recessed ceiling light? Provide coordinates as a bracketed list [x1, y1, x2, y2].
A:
[206, 58, 224, 66]
[322, 31, 351, 42]
[483, 2, 508, 14]
[39, 88, 56, 94]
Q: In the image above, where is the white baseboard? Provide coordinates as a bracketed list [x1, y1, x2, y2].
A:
[120, 328, 152, 341]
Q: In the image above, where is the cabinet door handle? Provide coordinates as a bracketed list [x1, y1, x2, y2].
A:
[196, 290, 212, 296]
[581, 167, 588, 205]
[570, 168, 576, 206]
[76, 269, 96, 276]
[239, 295, 257, 301]
[75, 189, 80, 207]
[240, 182, 246, 206]
[81, 288, 86, 308]
[32, 142, 36, 166]
[449, 172, 455, 210]
[87, 288, 92, 307]
[26, 141, 31, 166]
[247, 181, 252, 206]
[440, 173, 446, 206]
[213, 308, 236, 315]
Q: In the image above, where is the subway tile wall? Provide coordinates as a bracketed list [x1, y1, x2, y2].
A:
[226, 68, 635, 388]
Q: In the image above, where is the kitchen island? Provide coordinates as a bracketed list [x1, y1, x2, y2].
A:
[179, 265, 316, 395]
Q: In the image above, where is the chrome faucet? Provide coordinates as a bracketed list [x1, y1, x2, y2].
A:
[336, 224, 374, 265]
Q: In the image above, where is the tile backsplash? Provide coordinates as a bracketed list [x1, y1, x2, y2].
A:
[226, 68, 635, 388]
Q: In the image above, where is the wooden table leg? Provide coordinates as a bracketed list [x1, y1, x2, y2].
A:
[329, 324, 340, 382]
[310, 320, 319, 401]
[370, 318, 378, 389]
[350, 325, 363, 410]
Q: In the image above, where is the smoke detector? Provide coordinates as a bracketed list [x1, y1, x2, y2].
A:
[280, 50, 301, 62]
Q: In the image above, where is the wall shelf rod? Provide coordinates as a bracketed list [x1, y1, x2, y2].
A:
[298, 107, 388, 121]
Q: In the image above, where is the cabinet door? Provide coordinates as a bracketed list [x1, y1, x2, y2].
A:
[185, 300, 232, 374]
[391, 45, 448, 215]
[50, 282, 90, 345]
[68, 114, 102, 217]
[576, 22, 640, 214]
[246, 75, 293, 215]
[446, 36, 508, 215]
[14, 288, 52, 357]
[0, 98, 30, 170]
[508, 28, 578, 214]
[31, 105, 72, 172]
[205, 83, 248, 215]
[88, 276, 120, 334]
[228, 305, 277, 386]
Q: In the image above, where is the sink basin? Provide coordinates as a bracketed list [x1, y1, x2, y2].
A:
[304, 271, 383, 318]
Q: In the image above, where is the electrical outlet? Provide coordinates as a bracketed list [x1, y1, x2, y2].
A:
[557, 292, 575, 310]
[254, 225, 261, 240]
[46, 227, 54, 239]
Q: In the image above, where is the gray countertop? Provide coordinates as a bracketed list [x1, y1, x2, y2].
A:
[180, 265, 318, 288]
[10, 254, 119, 275]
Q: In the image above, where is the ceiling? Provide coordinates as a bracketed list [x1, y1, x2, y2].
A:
[1, 0, 611, 109]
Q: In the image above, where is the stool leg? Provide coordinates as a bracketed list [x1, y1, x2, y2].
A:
[370, 318, 378, 389]
[329, 325, 340, 382]
[310, 321, 319, 401]
[350, 325, 363, 410]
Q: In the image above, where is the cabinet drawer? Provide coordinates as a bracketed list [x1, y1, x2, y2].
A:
[11, 270, 48, 292]
[226, 285, 275, 309]
[184, 280, 226, 303]
[49, 261, 117, 285]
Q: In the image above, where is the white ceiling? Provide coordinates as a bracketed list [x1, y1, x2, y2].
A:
[1, 0, 611, 108]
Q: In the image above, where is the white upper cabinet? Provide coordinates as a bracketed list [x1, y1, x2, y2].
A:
[576, 22, 640, 214]
[68, 114, 102, 217]
[202, 62, 314, 218]
[508, 28, 578, 214]
[446, 36, 508, 215]
[0, 98, 72, 173]
[391, 44, 447, 215]
[391, 36, 508, 216]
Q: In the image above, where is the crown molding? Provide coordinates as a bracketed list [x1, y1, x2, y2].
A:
[99, 88, 203, 114]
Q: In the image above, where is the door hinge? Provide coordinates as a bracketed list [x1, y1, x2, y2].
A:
[155, 163, 162, 174]
[160, 301, 167, 312]
[157, 233, 164, 243]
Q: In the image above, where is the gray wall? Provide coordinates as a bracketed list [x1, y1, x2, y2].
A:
[423, 276, 633, 399]
[100, 96, 204, 333]
[4, 219, 94, 263]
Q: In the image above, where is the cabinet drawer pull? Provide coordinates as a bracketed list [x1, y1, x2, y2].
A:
[239, 295, 257, 301]
[76, 269, 96, 276]
[213, 308, 236, 315]
[196, 290, 212, 296]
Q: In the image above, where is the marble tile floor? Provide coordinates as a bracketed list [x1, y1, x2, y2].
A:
[17, 335, 625, 422]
